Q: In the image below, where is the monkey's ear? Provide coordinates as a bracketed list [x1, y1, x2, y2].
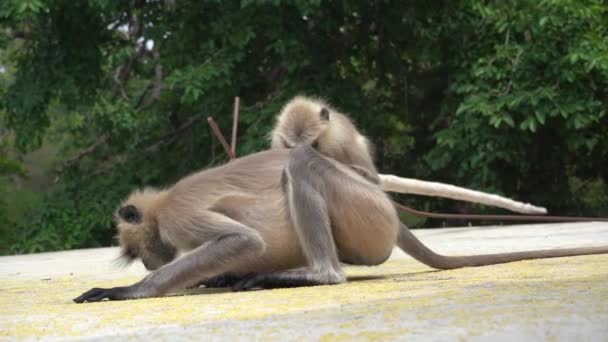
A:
[320, 108, 330, 121]
[118, 205, 142, 224]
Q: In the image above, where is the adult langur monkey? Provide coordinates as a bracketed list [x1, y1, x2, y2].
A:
[269, 96, 547, 215]
[74, 145, 608, 302]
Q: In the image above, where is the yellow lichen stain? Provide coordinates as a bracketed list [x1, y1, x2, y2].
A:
[320, 329, 408, 341]
[1, 255, 607, 339]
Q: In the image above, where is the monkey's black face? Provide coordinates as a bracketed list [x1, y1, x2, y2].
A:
[284, 124, 324, 148]
[119, 239, 176, 271]
[118, 244, 139, 265]
[118, 205, 142, 224]
[140, 242, 177, 271]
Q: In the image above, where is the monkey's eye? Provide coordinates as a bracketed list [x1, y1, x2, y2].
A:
[311, 140, 319, 149]
[118, 205, 142, 224]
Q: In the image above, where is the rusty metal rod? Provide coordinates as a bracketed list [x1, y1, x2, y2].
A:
[207, 117, 235, 159]
[231, 96, 240, 157]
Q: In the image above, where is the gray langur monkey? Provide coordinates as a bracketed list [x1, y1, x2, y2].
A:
[270, 96, 380, 183]
[74, 146, 608, 302]
[270, 96, 547, 215]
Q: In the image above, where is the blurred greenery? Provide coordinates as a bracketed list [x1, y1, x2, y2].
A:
[0, 0, 607, 254]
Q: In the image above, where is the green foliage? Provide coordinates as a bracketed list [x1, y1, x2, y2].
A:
[0, 0, 607, 254]
[8, 170, 127, 253]
[425, 0, 608, 213]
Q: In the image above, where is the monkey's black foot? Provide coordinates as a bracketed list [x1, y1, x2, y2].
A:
[199, 273, 247, 288]
[232, 272, 337, 291]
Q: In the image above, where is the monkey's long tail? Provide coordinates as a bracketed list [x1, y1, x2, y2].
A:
[379, 174, 547, 215]
[397, 224, 608, 270]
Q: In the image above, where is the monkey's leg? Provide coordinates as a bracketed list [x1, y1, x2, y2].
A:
[74, 215, 265, 302]
[232, 268, 341, 291]
[196, 273, 249, 288]
[234, 152, 346, 291]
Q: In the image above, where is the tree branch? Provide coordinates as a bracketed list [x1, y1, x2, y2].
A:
[139, 45, 164, 109]
[111, 2, 145, 100]
[10, 30, 30, 40]
[144, 114, 201, 153]
[87, 114, 203, 177]
[57, 133, 109, 173]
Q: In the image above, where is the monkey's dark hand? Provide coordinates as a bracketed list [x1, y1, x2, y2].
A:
[73, 286, 135, 303]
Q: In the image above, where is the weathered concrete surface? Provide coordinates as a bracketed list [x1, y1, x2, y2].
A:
[1, 222, 607, 341]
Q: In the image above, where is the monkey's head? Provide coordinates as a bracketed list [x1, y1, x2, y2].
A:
[115, 188, 177, 271]
[271, 96, 375, 169]
[271, 96, 332, 149]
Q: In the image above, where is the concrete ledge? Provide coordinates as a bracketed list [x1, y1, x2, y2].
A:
[1, 222, 607, 340]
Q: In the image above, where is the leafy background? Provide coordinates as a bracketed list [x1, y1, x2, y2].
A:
[1, 0, 607, 254]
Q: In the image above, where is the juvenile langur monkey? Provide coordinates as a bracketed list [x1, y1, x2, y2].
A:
[270, 96, 547, 214]
[270, 96, 380, 184]
[75, 146, 608, 302]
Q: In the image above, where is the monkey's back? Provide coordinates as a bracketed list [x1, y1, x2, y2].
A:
[163, 149, 306, 272]
[169, 149, 289, 198]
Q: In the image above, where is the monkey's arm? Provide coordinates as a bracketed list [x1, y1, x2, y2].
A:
[74, 213, 265, 303]
[232, 146, 347, 291]
[379, 174, 547, 214]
